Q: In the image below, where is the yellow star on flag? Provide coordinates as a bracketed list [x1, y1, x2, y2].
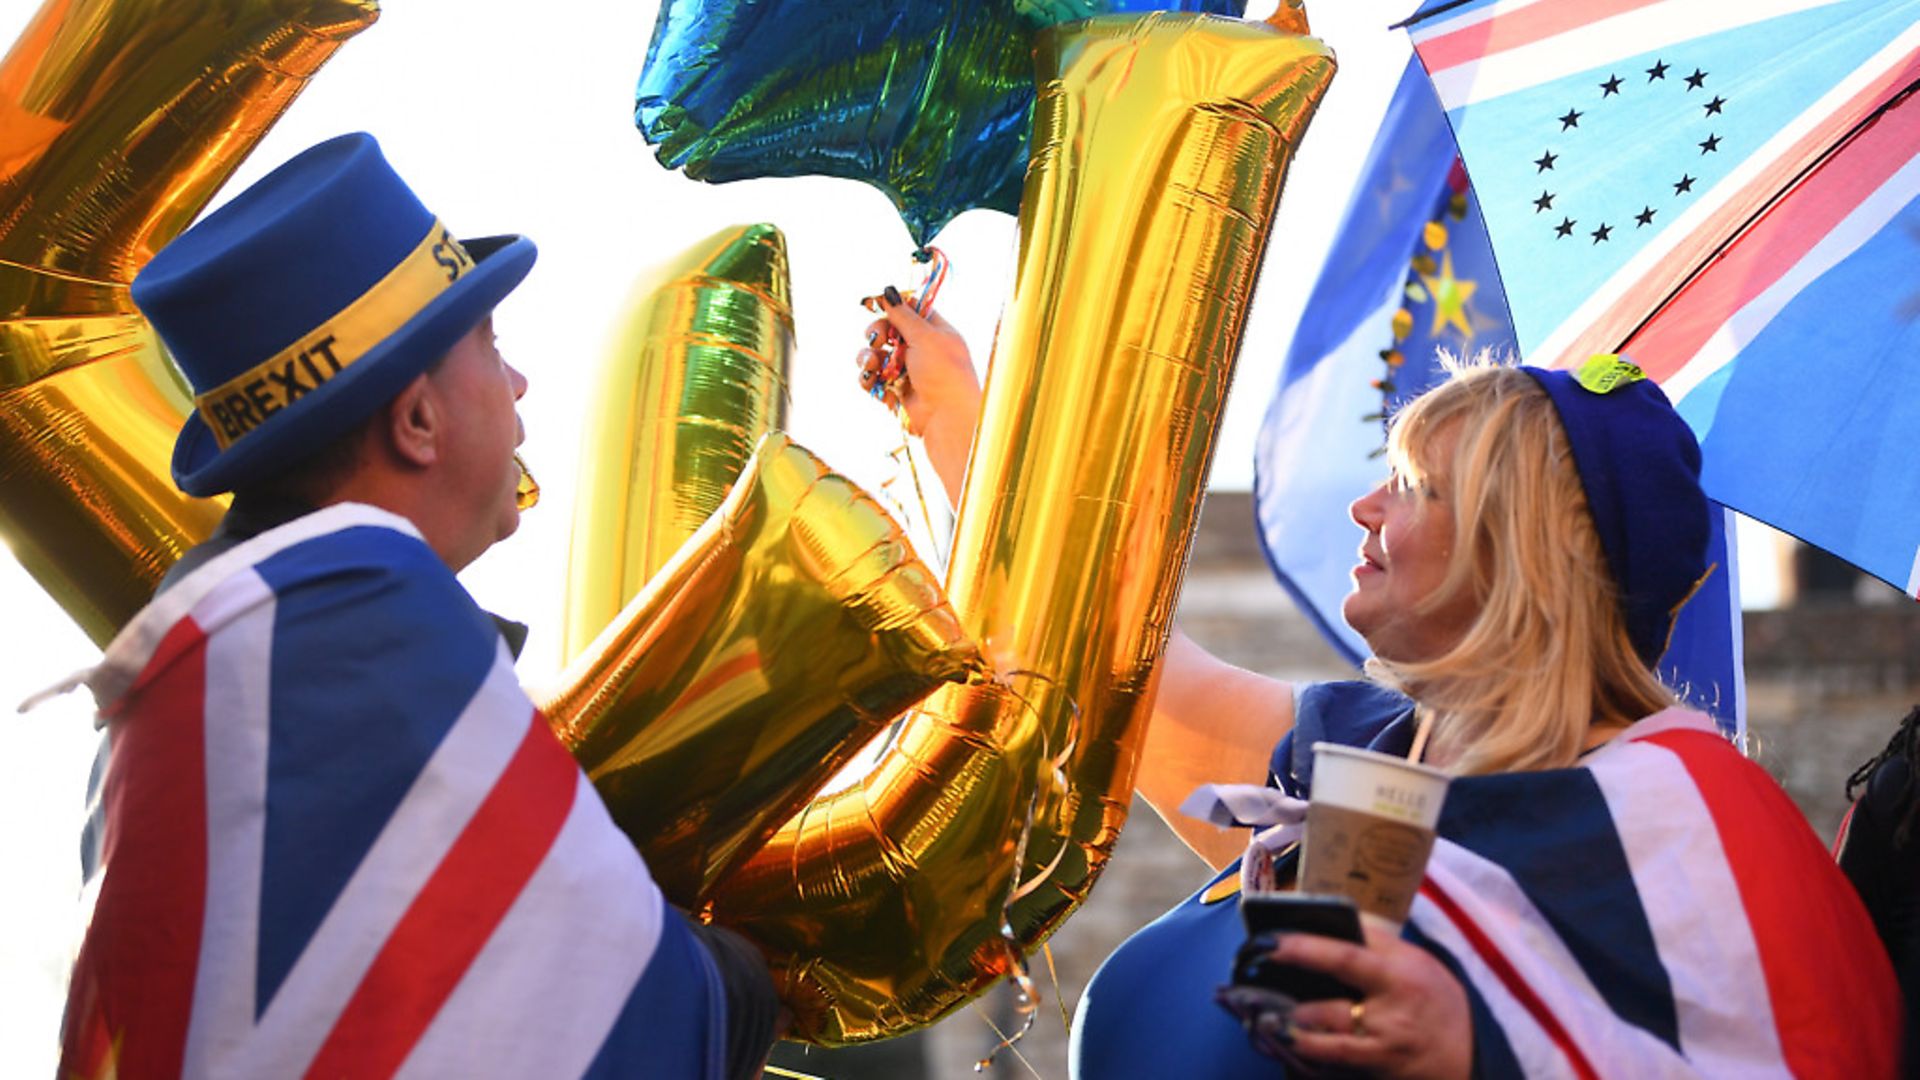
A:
[1419, 250, 1479, 339]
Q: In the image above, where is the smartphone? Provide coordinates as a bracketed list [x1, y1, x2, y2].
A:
[1231, 892, 1364, 1001]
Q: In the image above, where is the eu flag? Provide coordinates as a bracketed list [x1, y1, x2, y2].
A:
[1403, 0, 1920, 599]
[1255, 54, 1745, 731]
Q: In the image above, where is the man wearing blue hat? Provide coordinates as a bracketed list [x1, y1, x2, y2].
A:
[59, 133, 779, 1080]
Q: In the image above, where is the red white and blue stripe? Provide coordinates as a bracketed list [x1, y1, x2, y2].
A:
[1415, 708, 1899, 1077]
[1404, 0, 1920, 597]
[60, 503, 728, 1079]
[1070, 683, 1898, 1078]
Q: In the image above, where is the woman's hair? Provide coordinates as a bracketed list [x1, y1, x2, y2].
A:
[1366, 357, 1677, 775]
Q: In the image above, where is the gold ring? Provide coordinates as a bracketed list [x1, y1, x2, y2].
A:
[1349, 1000, 1367, 1037]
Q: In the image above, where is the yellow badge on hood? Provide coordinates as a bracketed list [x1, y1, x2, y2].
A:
[1575, 354, 1647, 394]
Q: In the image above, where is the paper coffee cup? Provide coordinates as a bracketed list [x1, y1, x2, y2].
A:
[1298, 743, 1450, 927]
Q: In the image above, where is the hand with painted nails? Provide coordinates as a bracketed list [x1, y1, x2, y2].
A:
[1214, 982, 1307, 1066]
[854, 294, 981, 501]
[1229, 923, 1472, 1080]
[855, 296, 979, 436]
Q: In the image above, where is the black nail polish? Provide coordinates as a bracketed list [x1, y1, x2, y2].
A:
[867, 329, 879, 345]
[883, 285, 902, 307]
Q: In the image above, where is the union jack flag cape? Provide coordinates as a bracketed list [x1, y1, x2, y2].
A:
[1071, 682, 1900, 1078]
[59, 503, 732, 1079]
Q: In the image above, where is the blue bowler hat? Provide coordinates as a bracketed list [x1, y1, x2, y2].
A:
[133, 132, 537, 497]
[1522, 357, 1710, 665]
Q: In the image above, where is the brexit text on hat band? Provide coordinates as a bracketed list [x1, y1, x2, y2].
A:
[193, 220, 474, 449]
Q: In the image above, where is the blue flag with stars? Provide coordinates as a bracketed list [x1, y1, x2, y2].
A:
[1255, 55, 1744, 732]
[1404, 0, 1920, 601]
[1255, 58, 1514, 665]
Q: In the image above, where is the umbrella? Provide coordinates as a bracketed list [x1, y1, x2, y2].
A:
[1401, 0, 1920, 597]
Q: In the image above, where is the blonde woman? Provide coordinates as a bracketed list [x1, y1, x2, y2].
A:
[860, 301, 1900, 1079]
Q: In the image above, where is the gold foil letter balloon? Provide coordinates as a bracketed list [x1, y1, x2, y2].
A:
[560, 223, 793, 661]
[0, 0, 378, 644]
[541, 433, 985, 904]
[710, 11, 1334, 1042]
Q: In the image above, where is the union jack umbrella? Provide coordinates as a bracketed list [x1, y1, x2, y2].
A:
[1404, 0, 1920, 596]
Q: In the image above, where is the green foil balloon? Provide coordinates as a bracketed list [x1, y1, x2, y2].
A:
[635, 0, 1244, 248]
[560, 223, 793, 661]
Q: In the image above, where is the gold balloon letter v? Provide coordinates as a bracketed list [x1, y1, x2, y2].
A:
[709, 10, 1333, 1044]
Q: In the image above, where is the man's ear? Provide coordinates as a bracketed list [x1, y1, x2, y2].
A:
[384, 372, 440, 469]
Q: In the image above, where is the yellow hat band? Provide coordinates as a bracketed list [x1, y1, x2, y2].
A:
[193, 219, 475, 450]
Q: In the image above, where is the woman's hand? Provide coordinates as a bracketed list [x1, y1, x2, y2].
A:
[1249, 922, 1473, 1080]
[854, 296, 981, 499]
[855, 298, 980, 435]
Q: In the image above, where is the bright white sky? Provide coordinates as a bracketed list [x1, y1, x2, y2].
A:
[0, 1, 1785, 1071]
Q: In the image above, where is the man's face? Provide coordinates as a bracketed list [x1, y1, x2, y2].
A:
[430, 316, 527, 568]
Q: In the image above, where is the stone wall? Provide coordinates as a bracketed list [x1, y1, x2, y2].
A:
[1744, 598, 1920, 839]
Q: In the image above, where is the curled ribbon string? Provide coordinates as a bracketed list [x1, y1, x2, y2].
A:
[974, 670, 1077, 1073]
[971, 999, 1045, 1079]
[865, 247, 953, 568]
[1042, 942, 1074, 1037]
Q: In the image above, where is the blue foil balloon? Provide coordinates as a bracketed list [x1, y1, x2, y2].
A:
[636, 0, 1246, 249]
